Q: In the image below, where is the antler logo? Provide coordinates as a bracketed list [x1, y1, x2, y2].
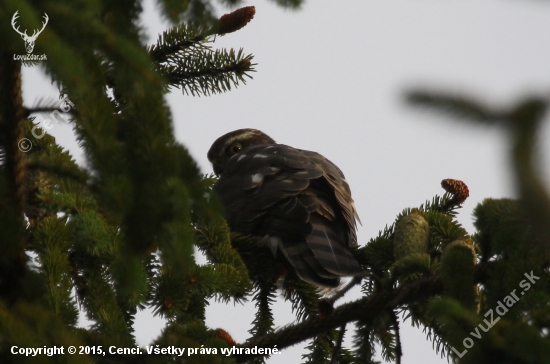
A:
[11, 11, 49, 54]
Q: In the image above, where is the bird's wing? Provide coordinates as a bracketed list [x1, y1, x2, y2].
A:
[299, 150, 361, 246]
[214, 144, 322, 232]
[214, 144, 361, 287]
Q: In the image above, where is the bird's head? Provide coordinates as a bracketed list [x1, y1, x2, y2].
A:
[208, 129, 276, 176]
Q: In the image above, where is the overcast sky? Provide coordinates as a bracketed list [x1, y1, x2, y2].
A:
[21, 0, 550, 362]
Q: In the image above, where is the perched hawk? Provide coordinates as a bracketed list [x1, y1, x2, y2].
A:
[208, 129, 362, 288]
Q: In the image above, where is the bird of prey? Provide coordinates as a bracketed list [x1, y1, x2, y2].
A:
[207, 129, 362, 288]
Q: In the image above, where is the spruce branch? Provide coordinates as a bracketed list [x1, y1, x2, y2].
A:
[236, 262, 491, 363]
[249, 282, 276, 338]
[408, 307, 450, 359]
[149, 23, 210, 64]
[508, 98, 550, 247]
[406, 88, 550, 247]
[353, 320, 378, 363]
[235, 275, 445, 363]
[150, 6, 256, 63]
[389, 310, 402, 364]
[161, 48, 255, 96]
[405, 89, 503, 123]
[330, 324, 347, 364]
[148, 7, 256, 96]
[25, 107, 77, 118]
[27, 161, 88, 185]
[282, 273, 322, 321]
[327, 275, 363, 304]
[24, 97, 77, 118]
[270, 0, 304, 9]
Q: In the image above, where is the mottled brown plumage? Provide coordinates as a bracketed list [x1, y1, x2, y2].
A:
[208, 129, 362, 288]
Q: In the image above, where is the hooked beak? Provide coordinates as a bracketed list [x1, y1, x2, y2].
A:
[212, 163, 223, 176]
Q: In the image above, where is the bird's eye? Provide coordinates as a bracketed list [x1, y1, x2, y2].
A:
[229, 143, 242, 155]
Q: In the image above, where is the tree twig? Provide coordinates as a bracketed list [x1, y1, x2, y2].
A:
[330, 324, 346, 364]
[328, 275, 364, 304]
[389, 309, 402, 364]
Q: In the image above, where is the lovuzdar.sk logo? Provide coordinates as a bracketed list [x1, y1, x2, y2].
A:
[11, 10, 48, 61]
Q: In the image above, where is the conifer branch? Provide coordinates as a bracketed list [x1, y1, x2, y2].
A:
[234, 261, 490, 363]
[162, 49, 255, 96]
[328, 275, 363, 304]
[150, 6, 256, 63]
[249, 282, 276, 338]
[508, 98, 550, 247]
[407, 88, 550, 247]
[235, 275, 445, 363]
[149, 30, 207, 64]
[389, 310, 402, 364]
[330, 324, 346, 364]
[405, 89, 502, 123]
[25, 107, 76, 118]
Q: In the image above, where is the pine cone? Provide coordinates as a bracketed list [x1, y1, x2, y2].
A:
[214, 328, 238, 346]
[441, 178, 469, 206]
[217, 6, 256, 35]
[441, 239, 478, 310]
[442, 239, 476, 263]
[393, 210, 430, 260]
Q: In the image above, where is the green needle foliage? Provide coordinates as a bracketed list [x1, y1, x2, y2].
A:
[150, 23, 256, 96]
[1, 0, 550, 363]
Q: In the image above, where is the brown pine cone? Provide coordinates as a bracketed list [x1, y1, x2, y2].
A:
[214, 328, 238, 346]
[217, 6, 256, 35]
[441, 178, 469, 206]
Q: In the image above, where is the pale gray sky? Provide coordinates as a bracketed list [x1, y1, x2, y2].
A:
[22, 0, 550, 362]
